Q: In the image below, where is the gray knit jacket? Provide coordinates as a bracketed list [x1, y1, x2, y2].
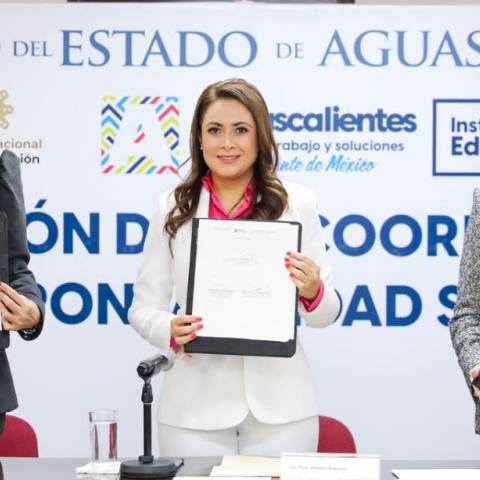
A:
[450, 188, 480, 434]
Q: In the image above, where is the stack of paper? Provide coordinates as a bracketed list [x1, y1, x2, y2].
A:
[392, 469, 480, 480]
[210, 455, 281, 477]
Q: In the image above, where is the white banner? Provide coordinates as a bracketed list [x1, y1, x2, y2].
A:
[1, 3, 479, 459]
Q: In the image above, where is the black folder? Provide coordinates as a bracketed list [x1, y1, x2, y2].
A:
[185, 218, 301, 357]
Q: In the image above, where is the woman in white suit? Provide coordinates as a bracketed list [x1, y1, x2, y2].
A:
[129, 79, 340, 456]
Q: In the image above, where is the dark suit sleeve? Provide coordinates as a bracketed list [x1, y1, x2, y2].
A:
[0, 149, 44, 341]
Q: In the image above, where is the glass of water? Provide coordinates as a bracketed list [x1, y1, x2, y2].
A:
[89, 410, 117, 462]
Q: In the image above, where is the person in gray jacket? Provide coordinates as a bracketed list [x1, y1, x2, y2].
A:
[0, 149, 44, 436]
[451, 188, 480, 433]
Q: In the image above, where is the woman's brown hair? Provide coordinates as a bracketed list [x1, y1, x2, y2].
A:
[164, 78, 288, 245]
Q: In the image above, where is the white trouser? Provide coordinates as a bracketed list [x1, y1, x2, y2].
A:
[158, 412, 319, 457]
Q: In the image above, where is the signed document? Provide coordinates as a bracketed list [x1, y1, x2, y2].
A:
[186, 219, 301, 346]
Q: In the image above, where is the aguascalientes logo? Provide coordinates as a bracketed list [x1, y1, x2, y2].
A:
[0, 90, 14, 129]
[101, 95, 179, 174]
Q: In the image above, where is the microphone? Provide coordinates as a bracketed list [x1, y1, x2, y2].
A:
[137, 351, 174, 379]
[121, 350, 183, 479]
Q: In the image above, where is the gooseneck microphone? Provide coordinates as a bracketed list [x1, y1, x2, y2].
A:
[137, 351, 174, 379]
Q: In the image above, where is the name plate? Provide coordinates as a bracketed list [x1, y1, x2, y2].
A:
[281, 453, 380, 480]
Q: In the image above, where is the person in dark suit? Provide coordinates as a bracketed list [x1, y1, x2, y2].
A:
[0, 149, 44, 437]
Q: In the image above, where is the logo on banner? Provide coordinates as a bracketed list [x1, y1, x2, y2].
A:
[271, 106, 417, 175]
[271, 108, 417, 133]
[0, 90, 42, 165]
[0, 90, 14, 129]
[433, 99, 480, 176]
[101, 96, 179, 174]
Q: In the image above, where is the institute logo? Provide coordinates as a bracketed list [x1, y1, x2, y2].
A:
[0, 90, 14, 130]
[433, 99, 480, 176]
[101, 96, 179, 174]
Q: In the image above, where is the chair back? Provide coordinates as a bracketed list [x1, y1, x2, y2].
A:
[318, 415, 356, 454]
[0, 414, 39, 457]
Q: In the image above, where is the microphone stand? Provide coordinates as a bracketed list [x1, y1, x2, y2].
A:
[120, 365, 183, 478]
[140, 380, 154, 464]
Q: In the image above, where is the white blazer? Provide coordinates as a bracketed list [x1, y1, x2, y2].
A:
[129, 181, 340, 430]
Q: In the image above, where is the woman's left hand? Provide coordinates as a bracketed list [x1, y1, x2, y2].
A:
[285, 252, 321, 301]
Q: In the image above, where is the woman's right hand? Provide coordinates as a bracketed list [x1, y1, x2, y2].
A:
[170, 315, 203, 352]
